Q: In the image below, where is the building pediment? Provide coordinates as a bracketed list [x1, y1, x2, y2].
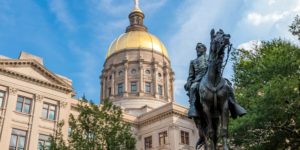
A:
[0, 59, 73, 93]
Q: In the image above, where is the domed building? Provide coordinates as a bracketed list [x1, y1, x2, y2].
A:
[100, 2, 198, 150]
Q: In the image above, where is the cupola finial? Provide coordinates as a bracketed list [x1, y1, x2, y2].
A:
[126, 0, 147, 32]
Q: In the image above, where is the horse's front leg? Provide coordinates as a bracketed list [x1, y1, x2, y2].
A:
[202, 101, 212, 150]
[221, 99, 229, 150]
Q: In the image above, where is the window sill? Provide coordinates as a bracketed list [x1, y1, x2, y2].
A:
[40, 117, 56, 123]
[179, 143, 190, 146]
[14, 111, 31, 116]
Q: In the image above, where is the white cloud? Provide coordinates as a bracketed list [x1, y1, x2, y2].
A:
[268, 0, 276, 5]
[246, 12, 289, 26]
[237, 40, 262, 52]
[49, 0, 76, 31]
[142, 0, 168, 13]
[166, 0, 300, 105]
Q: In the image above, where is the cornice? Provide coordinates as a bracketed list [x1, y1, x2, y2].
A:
[104, 48, 171, 65]
[102, 59, 172, 74]
[0, 67, 73, 93]
[135, 103, 190, 127]
[0, 59, 72, 89]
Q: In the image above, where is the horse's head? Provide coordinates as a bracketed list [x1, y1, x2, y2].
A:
[209, 29, 231, 62]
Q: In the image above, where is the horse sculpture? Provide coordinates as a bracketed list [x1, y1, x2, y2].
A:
[197, 29, 232, 150]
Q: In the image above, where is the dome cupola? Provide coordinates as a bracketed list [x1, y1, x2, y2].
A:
[105, 0, 169, 59]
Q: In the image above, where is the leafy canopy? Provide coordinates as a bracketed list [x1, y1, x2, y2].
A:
[50, 98, 136, 150]
[230, 39, 300, 149]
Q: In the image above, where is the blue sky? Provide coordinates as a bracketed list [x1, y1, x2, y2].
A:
[0, 0, 299, 106]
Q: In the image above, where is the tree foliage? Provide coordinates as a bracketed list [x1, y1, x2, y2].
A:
[290, 15, 300, 40]
[50, 98, 136, 150]
[230, 39, 300, 149]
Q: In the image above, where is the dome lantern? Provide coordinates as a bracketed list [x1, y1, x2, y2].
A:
[126, 0, 147, 32]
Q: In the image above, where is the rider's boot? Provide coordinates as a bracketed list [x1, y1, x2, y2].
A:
[225, 79, 247, 119]
[188, 97, 199, 118]
[228, 89, 246, 119]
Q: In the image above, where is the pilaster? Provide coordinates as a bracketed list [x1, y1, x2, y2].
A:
[138, 60, 144, 96]
[28, 94, 43, 150]
[163, 66, 170, 101]
[1, 87, 18, 149]
[123, 60, 128, 97]
[168, 124, 180, 150]
[152, 59, 159, 98]
[110, 67, 116, 99]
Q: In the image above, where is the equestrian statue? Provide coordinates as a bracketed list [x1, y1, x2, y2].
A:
[184, 29, 246, 150]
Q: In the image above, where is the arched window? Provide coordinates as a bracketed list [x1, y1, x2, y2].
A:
[131, 69, 137, 74]
[158, 73, 162, 78]
[119, 71, 123, 76]
[145, 69, 150, 74]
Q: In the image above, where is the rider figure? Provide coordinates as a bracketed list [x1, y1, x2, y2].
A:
[184, 43, 246, 119]
[184, 43, 207, 118]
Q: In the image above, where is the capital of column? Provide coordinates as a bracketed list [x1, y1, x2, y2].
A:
[9, 87, 18, 95]
[59, 101, 68, 108]
[36, 94, 44, 102]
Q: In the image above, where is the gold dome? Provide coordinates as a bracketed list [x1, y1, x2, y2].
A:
[106, 31, 169, 59]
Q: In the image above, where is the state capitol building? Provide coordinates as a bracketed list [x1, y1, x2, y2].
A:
[0, 2, 198, 150]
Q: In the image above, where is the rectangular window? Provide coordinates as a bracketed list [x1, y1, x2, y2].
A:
[159, 131, 168, 145]
[180, 131, 189, 145]
[131, 82, 137, 92]
[16, 96, 32, 114]
[145, 82, 151, 93]
[68, 127, 72, 137]
[158, 85, 163, 96]
[108, 87, 112, 96]
[0, 91, 5, 108]
[144, 136, 152, 149]
[9, 129, 27, 150]
[38, 134, 50, 150]
[118, 83, 123, 95]
[42, 103, 57, 120]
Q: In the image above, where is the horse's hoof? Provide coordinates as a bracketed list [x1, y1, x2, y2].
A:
[223, 145, 229, 150]
[195, 139, 205, 150]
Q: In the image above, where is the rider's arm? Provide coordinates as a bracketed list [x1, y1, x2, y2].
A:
[185, 60, 195, 91]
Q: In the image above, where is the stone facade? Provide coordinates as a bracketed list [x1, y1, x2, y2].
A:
[0, 52, 79, 150]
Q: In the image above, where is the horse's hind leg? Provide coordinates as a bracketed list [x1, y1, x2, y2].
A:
[211, 117, 219, 150]
[221, 100, 229, 150]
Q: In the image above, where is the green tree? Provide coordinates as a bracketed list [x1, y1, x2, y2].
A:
[50, 98, 136, 150]
[49, 121, 68, 150]
[230, 39, 300, 149]
[289, 15, 300, 40]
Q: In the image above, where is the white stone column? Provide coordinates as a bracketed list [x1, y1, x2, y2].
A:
[163, 66, 169, 101]
[111, 69, 115, 99]
[170, 71, 175, 101]
[100, 80, 104, 100]
[152, 63, 158, 98]
[138, 61, 144, 96]
[124, 62, 128, 97]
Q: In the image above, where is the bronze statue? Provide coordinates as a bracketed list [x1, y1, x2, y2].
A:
[184, 29, 246, 150]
